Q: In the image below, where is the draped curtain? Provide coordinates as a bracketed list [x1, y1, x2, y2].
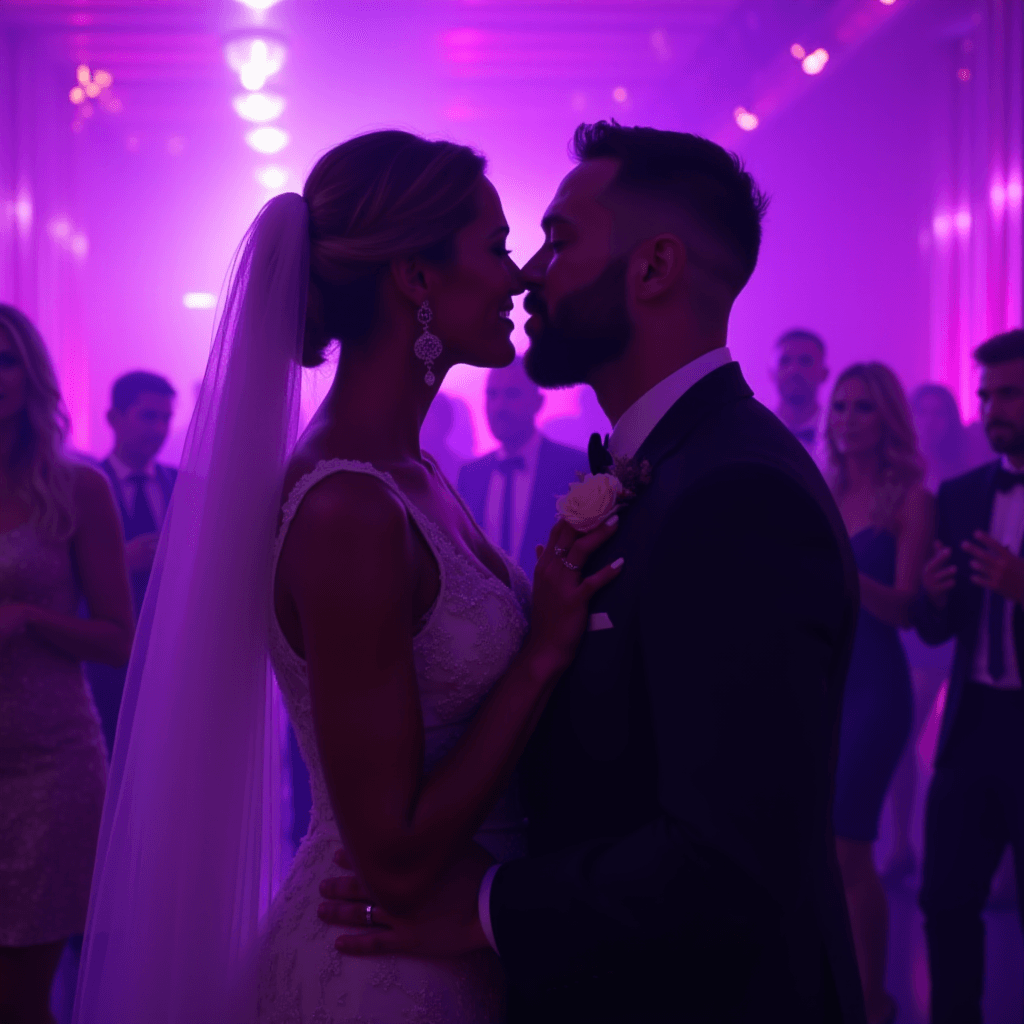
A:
[0, 26, 91, 450]
[929, 0, 1024, 421]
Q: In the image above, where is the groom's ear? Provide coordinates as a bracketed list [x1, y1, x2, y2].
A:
[633, 234, 685, 302]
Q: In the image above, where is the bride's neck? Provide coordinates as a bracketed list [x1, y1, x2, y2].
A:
[319, 337, 445, 466]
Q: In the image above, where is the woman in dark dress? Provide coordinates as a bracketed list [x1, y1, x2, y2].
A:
[825, 362, 933, 1024]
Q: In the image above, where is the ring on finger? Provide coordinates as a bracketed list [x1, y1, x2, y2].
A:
[365, 903, 374, 926]
[554, 546, 568, 557]
[561, 557, 581, 572]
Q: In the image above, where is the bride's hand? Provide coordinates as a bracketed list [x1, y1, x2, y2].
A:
[525, 516, 623, 676]
[319, 844, 493, 958]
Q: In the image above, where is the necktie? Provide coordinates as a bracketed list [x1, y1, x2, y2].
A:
[496, 456, 525, 555]
[993, 467, 1024, 493]
[128, 473, 157, 537]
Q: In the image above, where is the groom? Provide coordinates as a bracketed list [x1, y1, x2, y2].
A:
[320, 123, 866, 1023]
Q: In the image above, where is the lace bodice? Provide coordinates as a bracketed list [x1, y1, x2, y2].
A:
[257, 459, 532, 1022]
[268, 457, 532, 848]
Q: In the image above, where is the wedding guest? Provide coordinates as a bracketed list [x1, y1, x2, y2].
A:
[912, 328, 1024, 1024]
[886, 383, 993, 879]
[773, 327, 829, 453]
[0, 304, 133, 1022]
[457, 356, 587, 577]
[541, 384, 612, 451]
[825, 361, 932, 1024]
[86, 371, 176, 756]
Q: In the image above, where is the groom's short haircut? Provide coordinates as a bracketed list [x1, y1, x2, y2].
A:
[572, 121, 769, 296]
[975, 328, 1024, 366]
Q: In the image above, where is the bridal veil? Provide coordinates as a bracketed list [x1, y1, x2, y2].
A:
[74, 192, 309, 1023]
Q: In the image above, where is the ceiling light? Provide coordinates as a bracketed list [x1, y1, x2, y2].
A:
[245, 126, 289, 154]
[733, 107, 759, 131]
[790, 44, 806, 60]
[183, 292, 217, 310]
[69, 86, 85, 104]
[235, 0, 283, 8]
[256, 166, 289, 189]
[94, 69, 113, 88]
[76, 64, 91, 85]
[801, 48, 829, 75]
[232, 92, 286, 122]
[224, 37, 287, 92]
[612, 86, 628, 103]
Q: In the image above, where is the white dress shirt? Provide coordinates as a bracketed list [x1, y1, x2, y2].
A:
[107, 452, 167, 531]
[971, 456, 1024, 690]
[477, 346, 735, 953]
[482, 430, 543, 564]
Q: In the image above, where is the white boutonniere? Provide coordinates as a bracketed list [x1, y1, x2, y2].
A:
[555, 441, 653, 534]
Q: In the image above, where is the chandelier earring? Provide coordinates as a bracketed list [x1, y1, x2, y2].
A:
[414, 299, 443, 386]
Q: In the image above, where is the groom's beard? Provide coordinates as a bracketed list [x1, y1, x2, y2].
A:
[524, 256, 632, 388]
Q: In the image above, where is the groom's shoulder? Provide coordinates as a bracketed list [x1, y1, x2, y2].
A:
[679, 394, 825, 487]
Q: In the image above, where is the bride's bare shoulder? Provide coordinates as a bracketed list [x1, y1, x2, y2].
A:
[280, 455, 408, 552]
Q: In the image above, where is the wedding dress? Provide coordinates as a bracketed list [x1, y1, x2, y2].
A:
[256, 457, 531, 1024]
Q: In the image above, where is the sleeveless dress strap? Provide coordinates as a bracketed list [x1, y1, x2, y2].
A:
[271, 458, 447, 657]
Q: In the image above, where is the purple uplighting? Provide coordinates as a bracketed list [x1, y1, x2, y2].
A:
[1, 2, 1022, 1023]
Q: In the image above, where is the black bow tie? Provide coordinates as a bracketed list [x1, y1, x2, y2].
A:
[588, 432, 613, 475]
[993, 467, 1024, 493]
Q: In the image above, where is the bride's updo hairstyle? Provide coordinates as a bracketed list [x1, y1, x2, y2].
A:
[301, 130, 486, 367]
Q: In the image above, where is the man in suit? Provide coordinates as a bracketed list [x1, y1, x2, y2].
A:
[912, 328, 1024, 1024]
[320, 123, 865, 1023]
[457, 356, 587, 579]
[773, 328, 829, 455]
[86, 370, 176, 754]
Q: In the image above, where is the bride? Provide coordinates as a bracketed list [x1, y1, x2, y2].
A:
[74, 130, 622, 1023]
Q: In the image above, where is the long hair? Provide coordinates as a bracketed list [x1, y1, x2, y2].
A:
[0, 304, 76, 540]
[825, 361, 924, 528]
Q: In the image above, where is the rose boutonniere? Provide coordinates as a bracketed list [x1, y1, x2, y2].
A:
[554, 434, 652, 534]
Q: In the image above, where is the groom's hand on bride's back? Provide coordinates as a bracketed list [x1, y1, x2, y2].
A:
[525, 516, 624, 676]
[318, 844, 493, 958]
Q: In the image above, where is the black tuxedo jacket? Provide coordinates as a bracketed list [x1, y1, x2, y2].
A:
[911, 460, 1024, 761]
[489, 363, 865, 1024]
[456, 436, 588, 578]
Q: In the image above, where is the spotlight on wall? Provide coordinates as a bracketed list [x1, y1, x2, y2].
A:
[256, 166, 289, 190]
[612, 86, 628, 103]
[790, 44, 806, 60]
[183, 292, 217, 310]
[224, 36, 287, 92]
[245, 126, 289, 154]
[733, 107, 759, 131]
[879, 0, 896, 6]
[801, 48, 830, 75]
[232, 92, 286, 122]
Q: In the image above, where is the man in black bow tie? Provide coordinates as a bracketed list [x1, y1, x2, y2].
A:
[912, 327, 1024, 1024]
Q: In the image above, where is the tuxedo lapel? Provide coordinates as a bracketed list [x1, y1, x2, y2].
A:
[634, 362, 753, 471]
